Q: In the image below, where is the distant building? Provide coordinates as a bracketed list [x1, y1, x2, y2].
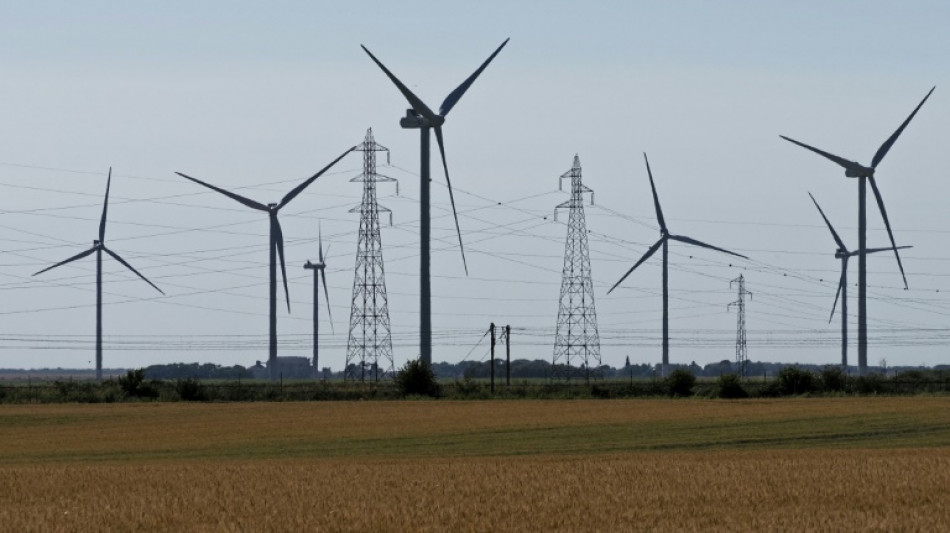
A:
[249, 357, 312, 380]
[249, 361, 267, 380]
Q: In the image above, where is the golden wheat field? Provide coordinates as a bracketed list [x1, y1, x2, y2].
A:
[1, 398, 949, 532]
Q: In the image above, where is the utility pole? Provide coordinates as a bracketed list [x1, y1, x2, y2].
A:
[728, 274, 752, 377]
[552, 155, 601, 382]
[505, 324, 511, 391]
[490, 322, 496, 394]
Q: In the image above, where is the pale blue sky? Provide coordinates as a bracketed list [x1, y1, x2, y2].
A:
[1, 1, 948, 371]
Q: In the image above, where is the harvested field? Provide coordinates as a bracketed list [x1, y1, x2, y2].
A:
[1, 398, 949, 531]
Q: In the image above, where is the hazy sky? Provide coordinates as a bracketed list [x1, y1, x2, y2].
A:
[1, 1, 948, 372]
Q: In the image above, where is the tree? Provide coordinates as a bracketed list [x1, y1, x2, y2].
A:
[776, 366, 816, 395]
[819, 366, 846, 392]
[117, 368, 158, 399]
[395, 359, 441, 398]
[666, 368, 696, 397]
[714, 374, 748, 399]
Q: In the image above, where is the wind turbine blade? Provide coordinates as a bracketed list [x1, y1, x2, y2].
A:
[278, 147, 355, 209]
[808, 192, 847, 252]
[868, 176, 908, 288]
[865, 245, 912, 254]
[102, 247, 164, 295]
[434, 126, 468, 275]
[871, 86, 935, 169]
[361, 45, 438, 122]
[607, 238, 664, 294]
[176, 172, 268, 211]
[317, 224, 324, 263]
[779, 135, 862, 172]
[320, 269, 334, 334]
[33, 246, 97, 276]
[99, 167, 111, 243]
[830, 265, 846, 323]
[643, 153, 666, 232]
[669, 234, 749, 259]
[274, 217, 291, 313]
[438, 38, 510, 117]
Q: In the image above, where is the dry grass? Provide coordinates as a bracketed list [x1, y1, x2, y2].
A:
[1, 398, 949, 531]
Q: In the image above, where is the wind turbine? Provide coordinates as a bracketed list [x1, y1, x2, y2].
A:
[781, 86, 934, 374]
[809, 193, 910, 372]
[176, 148, 353, 381]
[33, 168, 164, 381]
[361, 38, 509, 365]
[303, 226, 333, 379]
[608, 153, 748, 377]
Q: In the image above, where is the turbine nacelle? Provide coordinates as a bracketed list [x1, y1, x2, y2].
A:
[400, 109, 444, 128]
[845, 165, 874, 179]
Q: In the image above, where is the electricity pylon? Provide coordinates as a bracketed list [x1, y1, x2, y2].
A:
[552, 154, 601, 381]
[345, 128, 396, 382]
[728, 274, 752, 377]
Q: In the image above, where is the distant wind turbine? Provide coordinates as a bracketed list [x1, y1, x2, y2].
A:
[361, 38, 509, 365]
[781, 86, 934, 374]
[304, 225, 333, 379]
[33, 168, 164, 381]
[608, 154, 748, 377]
[176, 148, 353, 381]
[808, 192, 910, 371]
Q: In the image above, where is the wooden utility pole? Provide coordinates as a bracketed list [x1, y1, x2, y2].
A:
[505, 325, 511, 390]
[490, 323, 496, 394]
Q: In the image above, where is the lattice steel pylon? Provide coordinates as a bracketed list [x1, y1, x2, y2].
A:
[552, 154, 601, 381]
[345, 128, 397, 382]
[728, 274, 752, 377]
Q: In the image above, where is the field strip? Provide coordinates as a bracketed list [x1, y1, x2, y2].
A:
[1, 398, 949, 464]
[1, 449, 949, 531]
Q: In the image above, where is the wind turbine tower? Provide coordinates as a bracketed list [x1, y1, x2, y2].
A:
[728, 274, 751, 377]
[808, 193, 910, 371]
[304, 227, 333, 380]
[362, 39, 508, 365]
[780, 86, 934, 374]
[552, 155, 601, 381]
[176, 148, 354, 381]
[608, 153, 747, 377]
[33, 168, 164, 380]
[346, 128, 396, 382]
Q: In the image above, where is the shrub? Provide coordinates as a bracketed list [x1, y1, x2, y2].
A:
[714, 374, 748, 399]
[854, 374, 886, 395]
[395, 359, 441, 398]
[511, 380, 530, 398]
[117, 369, 159, 399]
[452, 376, 485, 398]
[175, 378, 206, 401]
[666, 368, 696, 397]
[819, 366, 847, 393]
[776, 366, 816, 395]
[51, 380, 102, 402]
